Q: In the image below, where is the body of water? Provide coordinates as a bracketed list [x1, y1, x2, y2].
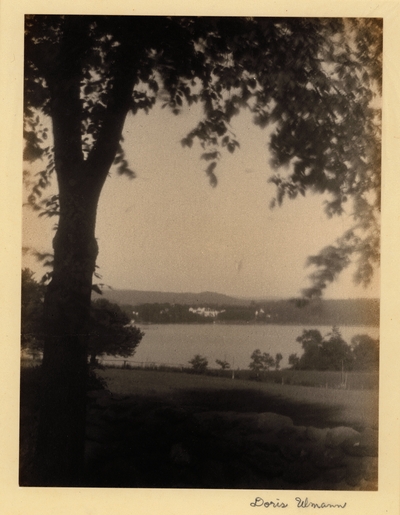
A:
[102, 323, 379, 369]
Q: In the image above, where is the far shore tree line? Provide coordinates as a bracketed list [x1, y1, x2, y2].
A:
[120, 298, 379, 327]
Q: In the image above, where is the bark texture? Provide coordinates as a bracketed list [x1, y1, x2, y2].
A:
[31, 17, 137, 485]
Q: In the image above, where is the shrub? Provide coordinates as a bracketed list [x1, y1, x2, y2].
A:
[188, 354, 208, 373]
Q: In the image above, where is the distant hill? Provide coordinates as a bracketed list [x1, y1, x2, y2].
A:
[94, 289, 379, 327]
[95, 289, 250, 307]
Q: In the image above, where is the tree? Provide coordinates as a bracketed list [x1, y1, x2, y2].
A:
[296, 327, 354, 370]
[188, 354, 208, 373]
[351, 334, 379, 370]
[319, 327, 353, 371]
[296, 329, 324, 370]
[274, 352, 283, 370]
[24, 16, 381, 484]
[89, 298, 144, 365]
[21, 274, 144, 365]
[215, 359, 230, 370]
[288, 353, 300, 370]
[249, 349, 275, 376]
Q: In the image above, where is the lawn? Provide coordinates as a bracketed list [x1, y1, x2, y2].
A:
[97, 368, 379, 431]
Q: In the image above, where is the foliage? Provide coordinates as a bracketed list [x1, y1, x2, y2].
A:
[21, 270, 144, 363]
[215, 359, 230, 370]
[21, 269, 45, 352]
[128, 298, 379, 325]
[295, 327, 379, 371]
[350, 334, 379, 370]
[319, 327, 354, 371]
[274, 352, 283, 370]
[24, 16, 381, 297]
[132, 303, 217, 324]
[89, 298, 144, 364]
[217, 307, 254, 322]
[249, 349, 275, 373]
[295, 329, 324, 369]
[288, 353, 300, 370]
[188, 354, 208, 373]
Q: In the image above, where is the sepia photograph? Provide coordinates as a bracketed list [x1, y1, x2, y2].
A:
[1, 2, 399, 515]
[20, 14, 381, 490]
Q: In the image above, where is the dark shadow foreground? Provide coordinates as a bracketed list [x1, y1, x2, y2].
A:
[20, 368, 378, 489]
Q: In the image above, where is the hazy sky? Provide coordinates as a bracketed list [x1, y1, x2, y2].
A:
[23, 103, 380, 299]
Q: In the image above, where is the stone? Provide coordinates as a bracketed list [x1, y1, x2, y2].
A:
[278, 425, 307, 441]
[359, 428, 379, 456]
[306, 426, 329, 443]
[311, 446, 346, 469]
[279, 442, 311, 461]
[343, 428, 378, 457]
[325, 426, 361, 448]
[252, 432, 280, 450]
[257, 412, 294, 432]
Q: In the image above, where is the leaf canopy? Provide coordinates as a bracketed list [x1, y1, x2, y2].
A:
[24, 16, 382, 297]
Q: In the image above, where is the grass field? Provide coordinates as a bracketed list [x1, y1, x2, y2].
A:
[97, 368, 379, 431]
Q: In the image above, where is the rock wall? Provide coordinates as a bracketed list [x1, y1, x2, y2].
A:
[85, 390, 378, 489]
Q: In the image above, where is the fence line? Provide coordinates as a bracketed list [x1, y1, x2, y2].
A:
[99, 358, 187, 370]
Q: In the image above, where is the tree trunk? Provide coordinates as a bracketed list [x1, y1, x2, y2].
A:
[33, 179, 101, 486]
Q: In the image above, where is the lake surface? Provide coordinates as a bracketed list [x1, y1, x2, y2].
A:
[102, 323, 379, 369]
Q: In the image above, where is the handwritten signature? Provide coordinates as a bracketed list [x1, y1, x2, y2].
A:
[250, 497, 347, 509]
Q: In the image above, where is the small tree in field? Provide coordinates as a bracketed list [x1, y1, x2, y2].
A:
[274, 352, 283, 370]
[249, 349, 275, 377]
[215, 359, 230, 370]
[189, 354, 208, 373]
[296, 329, 324, 369]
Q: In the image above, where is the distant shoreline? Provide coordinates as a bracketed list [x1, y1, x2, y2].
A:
[137, 320, 380, 328]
